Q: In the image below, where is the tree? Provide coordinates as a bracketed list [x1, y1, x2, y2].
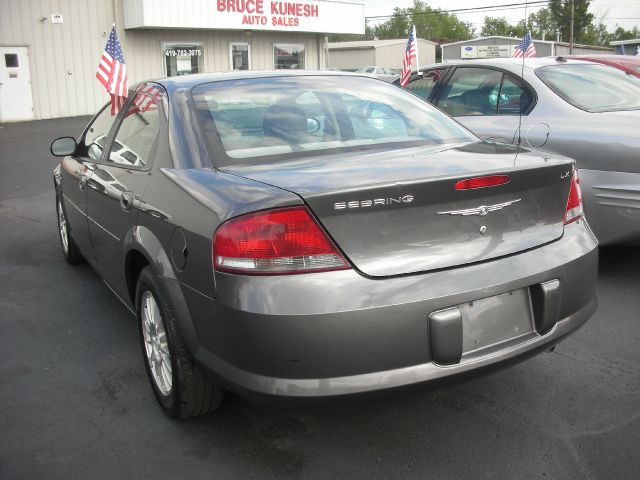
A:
[610, 25, 640, 42]
[329, 0, 639, 48]
[346, 1, 474, 43]
[371, 7, 411, 39]
[548, 0, 594, 44]
[527, 8, 557, 40]
[481, 16, 511, 37]
[480, 16, 525, 37]
[581, 22, 611, 46]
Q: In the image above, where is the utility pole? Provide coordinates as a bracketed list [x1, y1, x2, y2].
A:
[570, 0, 575, 53]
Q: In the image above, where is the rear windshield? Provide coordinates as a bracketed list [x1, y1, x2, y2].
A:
[536, 64, 640, 112]
[192, 75, 476, 166]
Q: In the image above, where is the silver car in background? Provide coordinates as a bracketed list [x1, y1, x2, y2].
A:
[397, 57, 640, 245]
[356, 66, 398, 82]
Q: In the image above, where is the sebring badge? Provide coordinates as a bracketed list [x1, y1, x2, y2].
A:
[334, 195, 414, 210]
[437, 199, 521, 216]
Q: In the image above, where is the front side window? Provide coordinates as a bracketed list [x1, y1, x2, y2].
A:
[164, 43, 203, 77]
[230, 43, 250, 70]
[106, 92, 161, 168]
[82, 105, 119, 161]
[274, 44, 304, 69]
[405, 68, 447, 102]
[192, 75, 477, 166]
[437, 67, 503, 116]
[536, 64, 640, 112]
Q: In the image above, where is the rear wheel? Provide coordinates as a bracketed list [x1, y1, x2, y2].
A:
[56, 195, 84, 264]
[136, 266, 224, 419]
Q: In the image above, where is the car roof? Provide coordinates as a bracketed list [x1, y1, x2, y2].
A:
[567, 54, 640, 65]
[151, 70, 367, 91]
[425, 56, 592, 71]
[567, 53, 639, 60]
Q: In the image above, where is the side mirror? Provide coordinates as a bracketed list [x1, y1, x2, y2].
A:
[50, 137, 77, 157]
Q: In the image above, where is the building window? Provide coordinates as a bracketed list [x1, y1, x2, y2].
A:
[273, 44, 304, 69]
[5, 53, 19, 68]
[230, 43, 250, 71]
[163, 43, 203, 77]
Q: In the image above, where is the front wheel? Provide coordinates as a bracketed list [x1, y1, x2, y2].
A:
[56, 195, 84, 264]
[136, 266, 224, 419]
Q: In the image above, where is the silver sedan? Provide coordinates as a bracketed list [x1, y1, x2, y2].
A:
[396, 57, 640, 245]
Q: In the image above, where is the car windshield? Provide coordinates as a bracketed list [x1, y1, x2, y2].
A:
[536, 64, 640, 112]
[192, 75, 476, 166]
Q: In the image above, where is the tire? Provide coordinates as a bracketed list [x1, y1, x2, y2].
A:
[56, 194, 85, 264]
[136, 266, 225, 419]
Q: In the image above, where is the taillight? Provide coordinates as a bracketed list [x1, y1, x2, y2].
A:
[213, 206, 350, 275]
[455, 175, 510, 190]
[564, 170, 583, 225]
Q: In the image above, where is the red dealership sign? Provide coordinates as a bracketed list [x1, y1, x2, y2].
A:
[123, 0, 364, 34]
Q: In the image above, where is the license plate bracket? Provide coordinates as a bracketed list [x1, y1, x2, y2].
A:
[460, 288, 535, 360]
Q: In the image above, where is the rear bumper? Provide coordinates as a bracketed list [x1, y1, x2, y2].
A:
[202, 297, 596, 403]
[168, 219, 599, 402]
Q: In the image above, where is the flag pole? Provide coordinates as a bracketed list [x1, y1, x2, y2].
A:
[413, 25, 421, 76]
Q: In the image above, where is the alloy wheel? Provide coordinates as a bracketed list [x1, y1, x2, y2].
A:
[57, 199, 69, 254]
[141, 291, 173, 396]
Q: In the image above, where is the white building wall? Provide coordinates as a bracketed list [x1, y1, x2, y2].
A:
[375, 39, 436, 69]
[124, 29, 322, 81]
[0, 0, 116, 119]
[328, 39, 436, 70]
[554, 44, 615, 56]
[328, 49, 376, 70]
[0, 0, 328, 120]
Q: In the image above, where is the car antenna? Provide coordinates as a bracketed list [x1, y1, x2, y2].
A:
[516, 1, 529, 149]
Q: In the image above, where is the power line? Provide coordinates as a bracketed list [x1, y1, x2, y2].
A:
[365, 1, 550, 21]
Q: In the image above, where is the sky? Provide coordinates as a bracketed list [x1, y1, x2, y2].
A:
[363, 0, 640, 33]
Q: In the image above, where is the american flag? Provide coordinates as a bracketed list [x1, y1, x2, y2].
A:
[400, 26, 418, 87]
[125, 84, 164, 118]
[96, 25, 128, 115]
[616, 44, 626, 55]
[512, 32, 536, 58]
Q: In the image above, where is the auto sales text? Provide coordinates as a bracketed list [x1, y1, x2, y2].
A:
[217, 0, 319, 27]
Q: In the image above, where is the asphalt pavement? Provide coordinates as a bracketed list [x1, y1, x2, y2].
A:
[1, 117, 639, 479]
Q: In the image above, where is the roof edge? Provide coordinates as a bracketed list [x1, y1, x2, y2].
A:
[610, 38, 640, 46]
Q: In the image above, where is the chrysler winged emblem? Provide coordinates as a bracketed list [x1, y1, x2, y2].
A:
[437, 199, 521, 216]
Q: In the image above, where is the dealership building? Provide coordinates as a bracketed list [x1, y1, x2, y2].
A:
[328, 38, 437, 70]
[610, 38, 640, 55]
[441, 36, 613, 62]
[0, 0, 364, 121]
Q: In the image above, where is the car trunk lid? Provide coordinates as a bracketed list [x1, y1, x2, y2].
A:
[221, 142, 574, 276]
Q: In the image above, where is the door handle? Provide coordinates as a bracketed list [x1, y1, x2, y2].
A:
[120, 190, 134, 212]
[79, 174, 89, 190]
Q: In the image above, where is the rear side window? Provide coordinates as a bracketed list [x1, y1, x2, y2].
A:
[437, 68, 503, 116]
[496, 76, 534, 114]
[536, 64, 640, 112]
[436, 68, 534, 116]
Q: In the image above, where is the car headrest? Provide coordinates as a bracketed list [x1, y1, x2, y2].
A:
[263, 104, 307, 143]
